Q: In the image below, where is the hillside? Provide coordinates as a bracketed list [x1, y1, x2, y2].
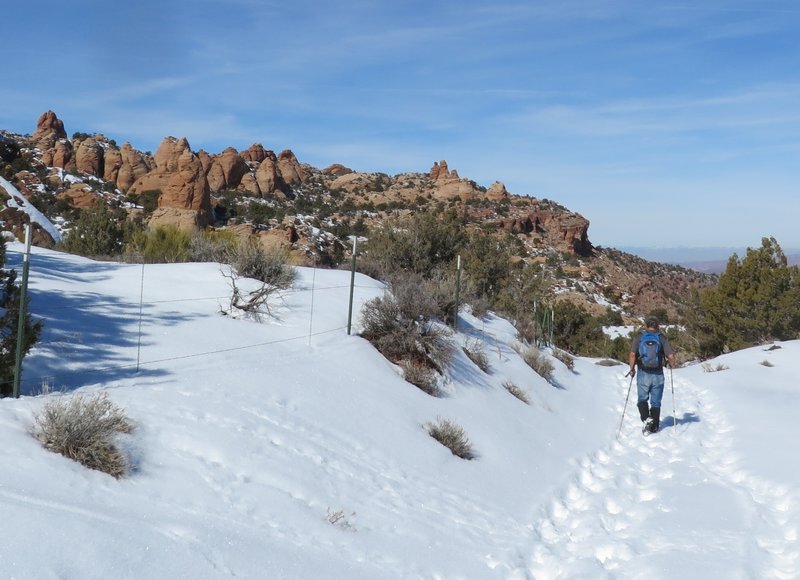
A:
[0, 243, 797, 578]
[1, 111, 713, 322]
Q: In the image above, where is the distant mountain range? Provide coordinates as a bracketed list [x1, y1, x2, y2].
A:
[620, 247, 800, 274]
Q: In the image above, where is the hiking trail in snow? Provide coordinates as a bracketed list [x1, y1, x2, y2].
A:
[519, 371, 799, 580]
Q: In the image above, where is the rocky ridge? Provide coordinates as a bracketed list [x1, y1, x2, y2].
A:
[0, 111, 713, 321]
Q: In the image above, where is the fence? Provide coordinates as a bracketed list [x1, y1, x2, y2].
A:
[3, 242, 555, 397]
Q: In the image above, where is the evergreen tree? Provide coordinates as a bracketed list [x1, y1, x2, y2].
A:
[61, 203, 133, 258]
[0, 238, 43, 396]
[364, 211, 466, 278]
[687, 237, 800, 357]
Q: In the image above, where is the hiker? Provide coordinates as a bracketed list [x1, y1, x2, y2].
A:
[628, 316, 675, 433]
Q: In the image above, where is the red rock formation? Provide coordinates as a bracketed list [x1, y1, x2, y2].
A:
[277, 149, 307, 185]
[322, 163, 353, 176]
[255, 151, 287, 197]
[32, 110, 67, 142]
[486, 181, 508, 201]
[74, 138, 104, 176]
[153, 136, 191, 173]
[43, 139, 74, 170]
[58, 183, 101, 208]
[240, 143, 268, 164]
[158, 148, 212, 220]
[116, 144, 152, 192]
[206, 147, 249, 192]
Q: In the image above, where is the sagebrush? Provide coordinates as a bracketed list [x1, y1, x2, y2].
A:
[401, 360, 441, 396]
[513, 343, 555, 381]
[463, 338, 490, 372]
[360, 288, 454, 373]
[426, 417, 473, 460]
[503, 381, 530, 404]
[33, 391, 135, 478]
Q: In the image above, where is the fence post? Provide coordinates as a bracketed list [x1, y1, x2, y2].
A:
[13, 224, 32, 398]
[453, 255, 462, 331]
[347, 237, 357, 335]
[308, 255, 317, 346]
[136, 262, 145, 372]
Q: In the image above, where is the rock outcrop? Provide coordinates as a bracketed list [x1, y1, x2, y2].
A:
[206, 147, 249, 192]
[32, 110, 67, 143]
[74, 138, 105, 177]
[241, 144, 268, 164]
[255, 151, 287, 197]
[277, 150, 307, 185]
[429, 160, 482, 201]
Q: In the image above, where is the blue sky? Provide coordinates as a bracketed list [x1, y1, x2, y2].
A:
[2, 0, 799, 249]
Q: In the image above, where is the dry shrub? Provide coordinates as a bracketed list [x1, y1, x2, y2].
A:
[360, 290, 454, 373]
[503, 381, 530, 404]
[595, 359, 623, 367]
[228, 240, 295, 288]
[468, 297, 492, 320]
[553, 349, 575, 371]
[759, 359, 774, 367]
[463, 338, 490, 373]
[33, 391, 135, 478]
[513, 343, 555, 381]
[426, 417, 473, 460]
[514, 316, 537, 344]
[401, 360, 441, 396]
[701, 362, 729, 372]
[326, 508, 357, 531]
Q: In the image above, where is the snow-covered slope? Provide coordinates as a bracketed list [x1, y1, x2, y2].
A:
[0, 244, 797, 579]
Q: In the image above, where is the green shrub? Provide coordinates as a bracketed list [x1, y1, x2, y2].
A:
[126, 190, 161, 214]
[61, 203, 132, 258]
[1, 239, 43, 396]
[364, 211, 465, 278]
[126, 225, 192, 263]
[552, 301, 607, 357]
[33, 391, 135, 478]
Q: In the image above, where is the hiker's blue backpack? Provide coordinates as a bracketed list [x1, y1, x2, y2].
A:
[638, 331, 663, 370]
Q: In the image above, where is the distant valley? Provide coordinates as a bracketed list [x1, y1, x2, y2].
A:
[621, 246, 800, 274]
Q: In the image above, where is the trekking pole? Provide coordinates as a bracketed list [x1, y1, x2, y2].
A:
[670, 365, 677, 431]
[617, 371, 635, 439]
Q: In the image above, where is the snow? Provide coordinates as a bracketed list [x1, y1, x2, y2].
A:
[604, 325, 635, 340]
[1, 243, 798, 579]
[0, 176, 63, 243]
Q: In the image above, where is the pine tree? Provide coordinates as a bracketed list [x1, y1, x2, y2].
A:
[1, 238, 43, 396]
[687, 237, 800, 357]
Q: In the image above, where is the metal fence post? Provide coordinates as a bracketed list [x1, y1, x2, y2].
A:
[13, 224, 32, 398]
[347, 237, 357, 335]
